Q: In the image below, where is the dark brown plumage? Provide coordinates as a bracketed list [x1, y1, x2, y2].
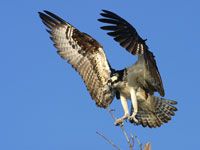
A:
[98, 10, 164, 97]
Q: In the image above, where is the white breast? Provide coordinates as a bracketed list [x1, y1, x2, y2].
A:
[115, 81, 132, 99]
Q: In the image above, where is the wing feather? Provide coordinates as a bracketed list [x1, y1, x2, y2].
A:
[39, 11, 115, 108]
[130, 96, 177, 128]
[98, 10, 164, 96]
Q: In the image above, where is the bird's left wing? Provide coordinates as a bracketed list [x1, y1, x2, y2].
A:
[39, 11, 115, 108]
[98, 10, 164, 96]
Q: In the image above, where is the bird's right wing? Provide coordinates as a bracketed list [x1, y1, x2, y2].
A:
[39, 11, 115, 108]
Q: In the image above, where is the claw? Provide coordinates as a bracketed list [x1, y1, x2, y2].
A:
[128, 112, 138, 123]
[114, 118, 124, 126]
[114, 113, 129, 126]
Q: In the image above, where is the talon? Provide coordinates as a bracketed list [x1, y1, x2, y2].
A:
[128, 112, 138, 123]
[114, 118, 124, 126]
[114, 113, 129, 126]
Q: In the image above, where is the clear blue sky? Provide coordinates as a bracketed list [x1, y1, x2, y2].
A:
[0, 1, 199, 150]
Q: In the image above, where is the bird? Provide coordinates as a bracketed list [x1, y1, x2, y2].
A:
[38, 10, 177, 128]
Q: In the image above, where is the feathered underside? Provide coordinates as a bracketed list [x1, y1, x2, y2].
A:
[39, 11, 115, 108]
[98, 10, 165, 97]
[130, 96, 177, 128]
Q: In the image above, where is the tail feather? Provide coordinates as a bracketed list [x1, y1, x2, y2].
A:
[130, 95, 177, 128]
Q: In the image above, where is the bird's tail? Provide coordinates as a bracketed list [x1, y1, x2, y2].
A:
[130, 95, 177, 128]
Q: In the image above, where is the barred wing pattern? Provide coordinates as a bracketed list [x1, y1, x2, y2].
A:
[39, 11, 115, 108]
[130, 96, 177, 128]
[98, 10, 164, 96]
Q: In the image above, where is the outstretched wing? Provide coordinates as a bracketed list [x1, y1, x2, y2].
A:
[98, 10, 164, 96]
[39, 11, 115, 108]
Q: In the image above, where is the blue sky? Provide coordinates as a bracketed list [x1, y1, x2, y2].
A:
[0, 0, 199, 150]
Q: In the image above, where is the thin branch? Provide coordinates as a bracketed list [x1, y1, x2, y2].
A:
[106, 107, 133, 150]
[130, 134, 135, 149]
[134, 134, 143, 150]
[96, 131, 120, 150]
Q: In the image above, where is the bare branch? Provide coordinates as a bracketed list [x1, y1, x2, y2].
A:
[96, 107, 152, 150]
[106, 107, 133, 150]
[134, 134, 143, 150]
[96, 131, 121, 150]
[130, 134, 135, 149]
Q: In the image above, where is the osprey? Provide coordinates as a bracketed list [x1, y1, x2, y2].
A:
[39, 10, 177, 128]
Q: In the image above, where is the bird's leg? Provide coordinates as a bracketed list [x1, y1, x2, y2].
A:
[128, 87, 138, 123]
[115, 94, 130, 126]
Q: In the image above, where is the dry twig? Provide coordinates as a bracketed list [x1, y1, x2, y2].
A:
[97, 107, 151, 150]
[134, 134, 143, 150]
[106, 107, 134, 150]
[96, 131, 120, 150]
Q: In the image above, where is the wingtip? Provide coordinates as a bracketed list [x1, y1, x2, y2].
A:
[97, 18, 103, 22]
[100, 9, 111, 16]
[38, 11, 49, 18]
[171, 100, 178, 105]
[100, 13, 104, 17]
[101, 9, 110, 13]
[38, 11, 46, 20]
[38, 10, 50, 15]
[43, 10, 53, 16]
[38, 11, 43, 17]
[43, 10, 52, 15]
[43, 10, 49, 13]
[97, 18, 103, 24]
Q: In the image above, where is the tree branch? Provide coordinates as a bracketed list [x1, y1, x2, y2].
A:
[106, 107, 133, 150]
[96, 106, 151, 150]
[134, 134, 143, 150]
[96, 131, 120, 150]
